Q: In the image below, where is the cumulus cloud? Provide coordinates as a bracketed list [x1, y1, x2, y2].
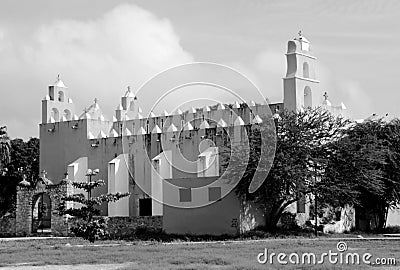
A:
[0, 3, 193, 138]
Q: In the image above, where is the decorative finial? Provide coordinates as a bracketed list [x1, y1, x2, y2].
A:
[298, 30, 302, 37]
[127, 86, 131, 92]
[83, 107, 88, 113]
[57, 74, 60, 81]
[323, 92, 328, 101]
[41, 169, 47, 178]
[94, 98, 98, 104]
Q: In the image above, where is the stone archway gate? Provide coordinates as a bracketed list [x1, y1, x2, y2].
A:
[16, 177, 72, 236]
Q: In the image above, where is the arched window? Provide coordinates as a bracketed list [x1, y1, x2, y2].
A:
[58, 91, 65, 102]
[304, 86, 312, 108]
[303, 62, 310, 78]
[51, 108, 59, 122]
[64, 109, 71, 121]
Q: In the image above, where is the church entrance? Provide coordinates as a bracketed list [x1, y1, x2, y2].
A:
[32, 193, 51, 233]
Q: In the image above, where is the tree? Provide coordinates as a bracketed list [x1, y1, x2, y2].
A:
[0, 136, 39, 216]
[328, 118, 400, 231]
[58, 170, 129, 242]
[379, 119, 400, 228]
[225, 107, 350, 231]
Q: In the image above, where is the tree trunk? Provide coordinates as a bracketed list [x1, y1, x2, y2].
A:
[376, 204, 388, 231]
[265, 199, 298, 231]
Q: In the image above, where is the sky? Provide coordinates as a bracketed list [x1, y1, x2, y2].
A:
[0, 0, 400, 139]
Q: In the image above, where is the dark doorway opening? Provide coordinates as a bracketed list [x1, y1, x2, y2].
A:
[139, 198, 152, 216]
[32, 193, 51, 233]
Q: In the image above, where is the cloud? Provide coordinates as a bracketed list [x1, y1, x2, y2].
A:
[336, 81, 373, 119]
[253, 50, 287, 103]
[252, 49, 373, 119]
[317, 61, 373, 119]
[220, 50, 288, 105]
[0, 3, 193, 139]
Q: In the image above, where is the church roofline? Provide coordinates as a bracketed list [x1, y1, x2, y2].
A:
[285, 52, 317, 60]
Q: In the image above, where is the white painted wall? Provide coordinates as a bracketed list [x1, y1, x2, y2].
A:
[67, 157, 88, 209]
[108, 154, 129, 216]
[387, 207, 400, 227]
[151, 151, 172, 215]
[197, 147, 219, 177]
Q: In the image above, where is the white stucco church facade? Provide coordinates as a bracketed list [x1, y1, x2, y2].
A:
[39, 33, 351, 235]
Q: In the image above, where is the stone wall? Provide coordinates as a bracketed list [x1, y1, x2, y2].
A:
[0, 216, 16, 236]
[48, 182, 74, 236]
[105, 216, 163, 238]
[15, 179, 73, 236]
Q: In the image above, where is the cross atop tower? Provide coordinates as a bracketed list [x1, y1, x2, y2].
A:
[323, 92, 329, 101]
[124, 86, 135, 98]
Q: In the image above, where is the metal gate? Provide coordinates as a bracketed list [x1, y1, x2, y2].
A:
[32, 193, 51, 233]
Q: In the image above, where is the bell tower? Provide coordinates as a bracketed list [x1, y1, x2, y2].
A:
[41, 75, 75, 123]
[283, 31, 319, 112]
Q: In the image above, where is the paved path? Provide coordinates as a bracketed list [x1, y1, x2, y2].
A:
[162, 236, 400, 246]
[0, 237, 69, 242]
[0, 263, 137, 270]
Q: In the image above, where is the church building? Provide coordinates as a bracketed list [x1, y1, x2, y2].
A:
[39, 33, 346, 235]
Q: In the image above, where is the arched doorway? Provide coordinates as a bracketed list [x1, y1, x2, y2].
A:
[32, 193, 51, 233]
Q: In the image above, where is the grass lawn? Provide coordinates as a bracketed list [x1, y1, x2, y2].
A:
[0, 237, 399, 269]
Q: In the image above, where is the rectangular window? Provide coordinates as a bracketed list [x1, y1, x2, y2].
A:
[139, 198, 152, 216]
[179, 188, 192, 202]
[153, 159, 160, 172]
[208, 187, 221, 201]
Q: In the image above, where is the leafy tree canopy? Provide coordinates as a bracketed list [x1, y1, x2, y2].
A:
[0, 136, 39, 216]
[58, 179, 129, 242]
